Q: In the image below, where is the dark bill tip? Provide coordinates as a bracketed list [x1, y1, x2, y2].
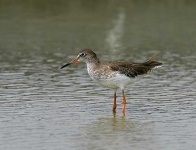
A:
[60, 63, 71, 69]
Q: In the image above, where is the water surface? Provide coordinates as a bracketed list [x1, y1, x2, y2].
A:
[0, 1, 196, 150]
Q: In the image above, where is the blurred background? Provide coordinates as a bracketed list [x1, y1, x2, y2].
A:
[1, 0, 196, 59]
[0, 0, 196, 150]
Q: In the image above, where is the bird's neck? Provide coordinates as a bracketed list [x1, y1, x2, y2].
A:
[85, 57, 100, 75]
[86, 57, 100, 64]
[86, 59, 100, 72]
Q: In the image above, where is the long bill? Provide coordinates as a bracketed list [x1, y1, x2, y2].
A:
[60, 57, 79, 69]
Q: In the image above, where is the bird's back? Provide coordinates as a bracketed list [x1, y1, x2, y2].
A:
[104, 53, 162, 78]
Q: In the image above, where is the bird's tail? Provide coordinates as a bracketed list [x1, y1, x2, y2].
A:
[142, 53, 162, 69]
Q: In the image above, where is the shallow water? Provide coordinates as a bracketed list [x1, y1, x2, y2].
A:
[0, 1, 196, 150]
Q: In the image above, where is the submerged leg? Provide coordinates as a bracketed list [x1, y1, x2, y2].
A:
[122, 90, 126, 114]
[112, 92, 117, 113]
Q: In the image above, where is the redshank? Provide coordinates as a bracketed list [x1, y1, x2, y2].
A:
[60, 49, 162, 114]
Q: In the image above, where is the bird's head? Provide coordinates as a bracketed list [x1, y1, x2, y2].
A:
[60, 49, 99, 69]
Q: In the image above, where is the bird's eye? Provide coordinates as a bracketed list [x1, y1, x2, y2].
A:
[80, 53, 85, 57]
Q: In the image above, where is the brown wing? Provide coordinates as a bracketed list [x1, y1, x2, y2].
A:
[106, 53, 162, 78]
[108, 62, 150, 78]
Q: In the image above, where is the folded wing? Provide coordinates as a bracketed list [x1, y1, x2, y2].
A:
[109, 53, 162, 78]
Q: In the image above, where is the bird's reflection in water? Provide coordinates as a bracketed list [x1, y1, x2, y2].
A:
[83, 114, 154, 150]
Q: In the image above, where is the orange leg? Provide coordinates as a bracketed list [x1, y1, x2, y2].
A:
[122, 90, 126, 114]
[112, 92, 117, 113]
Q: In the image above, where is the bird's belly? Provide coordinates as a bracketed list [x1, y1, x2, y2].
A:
[96, 80, 119, 89]
[90, 73, 133, 89]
